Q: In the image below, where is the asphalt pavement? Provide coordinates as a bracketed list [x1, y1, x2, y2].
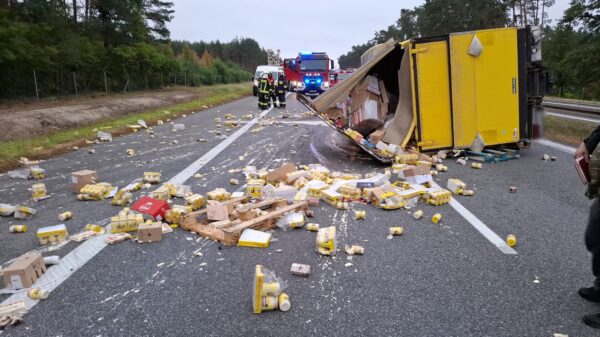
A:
[0, 93, 598, 336]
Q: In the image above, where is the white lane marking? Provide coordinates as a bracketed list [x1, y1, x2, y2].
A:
[449, 198, 517, 255]
[546, 111, 600, 124]
[431, 182, 517, 255]
[0, 94, 286, 314]
[169, 94, 288, 185]
[535, 139, 576, 154]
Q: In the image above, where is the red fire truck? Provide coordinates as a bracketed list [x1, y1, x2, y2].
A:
[283, 51, 334, 97]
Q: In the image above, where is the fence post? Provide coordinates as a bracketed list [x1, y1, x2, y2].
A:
[184, 73, 187, 87]
[582, 87, 585, 100]
[145, 74, 148, 90]
[160, 73, 163, 88]
[33, 70, 40, 101]
[123, 73, 130, 93]
[72, 72, 78, 96]
[175, 73, 177, 86]
[103, 71, 108, 93]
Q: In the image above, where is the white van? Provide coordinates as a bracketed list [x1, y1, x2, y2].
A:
[253, 65, 283, 96]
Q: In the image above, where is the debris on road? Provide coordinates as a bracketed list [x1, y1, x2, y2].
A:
[431, 213, 442, 224]
[42, 256, 60, 265]
[3, 253, 46, 289]
[37, 224, 69, 245]
[509, 186, 517, 193]
[58, 211, 72, 221]
[27, 287, 49, 300]
[9, 225, 27, 233]
[316, 226, 337, 256]
[104, 232, 132, 244]
[412, 210, 423, 220]
[306, 223, 319, 232]
[238, 228, 272, 248]
[14, 205, 36, 220]
[506, 234, 517, 247]
[344, 244, 365, 255]
[253, 265, 288, 314]
[71, 169, 98, 193]
[290, 263, 311, 277]
[389, 227, 404, 236]
[138, 221, 163, 243]
[354, 210, 366, 220]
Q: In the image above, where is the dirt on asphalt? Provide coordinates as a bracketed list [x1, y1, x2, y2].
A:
[0, 87, 206, 142]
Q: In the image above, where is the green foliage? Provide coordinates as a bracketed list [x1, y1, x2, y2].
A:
[338, 0, 509, 68]
[543, 0, 600, 100]
[0, 1, 253, 99]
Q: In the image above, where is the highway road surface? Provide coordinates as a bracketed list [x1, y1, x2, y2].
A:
[0, 94, 598, 336]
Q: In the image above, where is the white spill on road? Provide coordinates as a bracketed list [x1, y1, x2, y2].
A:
[0, 94, 290, 316]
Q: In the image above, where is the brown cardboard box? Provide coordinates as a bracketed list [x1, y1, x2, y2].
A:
[3, 253, 46, 289]
[379, 80, 389, 104]
[137, 222, 162, 243]
[369, 129, 386, 144]
[400, 165, 430, 177]
[266, 163, 297, 183]
[71, 169, 98, 193]
[207, 200, 231, 221]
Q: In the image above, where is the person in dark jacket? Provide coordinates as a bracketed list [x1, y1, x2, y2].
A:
[275, 73, 287, 108]
[257, 73, 270, 110]
[576, 126, 600, 329]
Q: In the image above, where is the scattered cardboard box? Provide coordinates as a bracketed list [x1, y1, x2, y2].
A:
[3, 253, 46, 289]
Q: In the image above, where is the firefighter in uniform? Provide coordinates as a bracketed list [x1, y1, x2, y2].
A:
[267, 73, 276, 108]
[275, 72, 287, 108]
[257, 72, 270, 110]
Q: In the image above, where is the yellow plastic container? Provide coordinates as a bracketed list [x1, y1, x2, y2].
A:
[432, 213, 442, 224]
[506, 234, 517, 247]
[9, 225, 27, 233]
[58, 211, 72, 221]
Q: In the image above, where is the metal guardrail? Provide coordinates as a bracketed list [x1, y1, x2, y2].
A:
[542, 98, 600, 115]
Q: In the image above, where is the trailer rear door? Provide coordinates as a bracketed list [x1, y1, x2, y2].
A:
[411, 39, 453, 151]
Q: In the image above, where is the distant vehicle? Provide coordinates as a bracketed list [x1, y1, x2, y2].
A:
[329, 69, 354, 87]
[252, 65, 282, 96]
[283, 51, 334, 97]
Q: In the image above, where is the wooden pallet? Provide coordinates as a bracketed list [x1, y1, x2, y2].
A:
[181, 198, 308, 246]
[467, 148, 520, 163]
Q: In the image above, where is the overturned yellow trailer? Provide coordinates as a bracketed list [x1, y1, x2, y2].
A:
[302, 26, 546, 162]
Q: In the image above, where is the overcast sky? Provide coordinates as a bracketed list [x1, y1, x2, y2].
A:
[168, 0, 571, 64]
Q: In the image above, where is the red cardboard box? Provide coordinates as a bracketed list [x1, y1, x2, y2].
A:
[132, 196, 170, 221]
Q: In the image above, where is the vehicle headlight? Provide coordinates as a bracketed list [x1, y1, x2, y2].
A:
[254, 80, 258, 86]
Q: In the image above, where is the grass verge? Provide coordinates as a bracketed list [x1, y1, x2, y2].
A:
[0, 82, 251, 172]
[543, 115, 597, 147]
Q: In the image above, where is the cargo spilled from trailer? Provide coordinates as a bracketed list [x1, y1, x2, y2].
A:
[300, 27, 547, 162]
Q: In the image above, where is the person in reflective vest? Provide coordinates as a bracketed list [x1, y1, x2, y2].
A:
[257, 73, 270, 110]
[276, 73, 287, 108]
[267, 73, 276, 108]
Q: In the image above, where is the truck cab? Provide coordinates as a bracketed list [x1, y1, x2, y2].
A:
[283, 52, 334, 97]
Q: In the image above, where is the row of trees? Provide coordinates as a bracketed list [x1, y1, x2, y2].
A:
[338, 0, 600, 100]
[339, 0, 553, 69]
[0, 1, 263, 99]
[543, 0, 600, 100]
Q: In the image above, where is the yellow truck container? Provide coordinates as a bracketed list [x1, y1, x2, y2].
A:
[304, 27, 546, 162]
